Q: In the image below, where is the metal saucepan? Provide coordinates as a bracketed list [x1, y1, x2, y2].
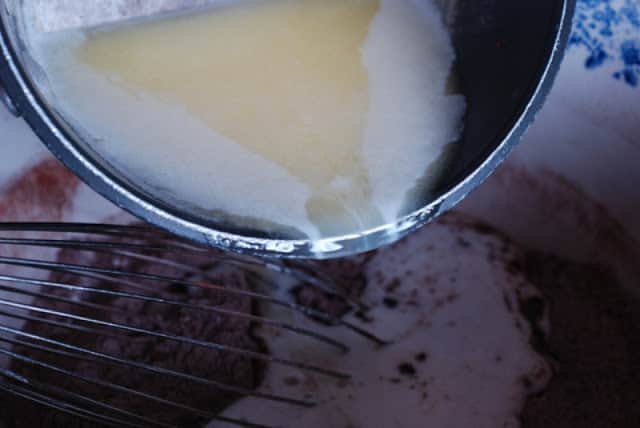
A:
[0, 0, 576, 258]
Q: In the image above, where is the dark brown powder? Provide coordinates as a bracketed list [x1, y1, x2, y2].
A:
[520, 252, 640, 428]
[2, 238, 265, 428]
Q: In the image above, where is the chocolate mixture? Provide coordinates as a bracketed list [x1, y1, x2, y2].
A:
[1, 241, 265, 427]
[292, 253, 374, 319]
[2, 222, 640, 427]
[520, 252, 640, 428]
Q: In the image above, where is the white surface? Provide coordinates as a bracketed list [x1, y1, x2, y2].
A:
[216, 218, 549, 427]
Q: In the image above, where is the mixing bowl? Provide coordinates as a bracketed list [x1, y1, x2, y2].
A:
[0, 0, 575, 258]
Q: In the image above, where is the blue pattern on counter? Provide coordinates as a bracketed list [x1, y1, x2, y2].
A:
[570, 0, 640, 87]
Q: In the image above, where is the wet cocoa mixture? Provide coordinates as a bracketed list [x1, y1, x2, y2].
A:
[2, 218, 640, 427]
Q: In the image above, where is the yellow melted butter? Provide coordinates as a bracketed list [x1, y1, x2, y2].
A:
[78, 0, 378, 190]
[33, 0, 465, 240]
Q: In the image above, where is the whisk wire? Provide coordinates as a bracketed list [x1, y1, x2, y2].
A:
[2, 367, 174, 428]
[0, 322, 316, 408]
[0, 223, 365, 304]
[0, 337, 270, 428]
[0, 273, 350, 352]
[0, 253, 384, 343]
[0, 378, 148, 428]
[0, 222, 379, 427]
[0, 296, 350, 380]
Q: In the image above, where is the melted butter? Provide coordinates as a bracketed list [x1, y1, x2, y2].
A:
[78, 1, 377, 190]
[31, 0, 465, 240]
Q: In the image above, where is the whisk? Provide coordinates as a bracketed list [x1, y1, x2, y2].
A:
[0, 223, 379, 428]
